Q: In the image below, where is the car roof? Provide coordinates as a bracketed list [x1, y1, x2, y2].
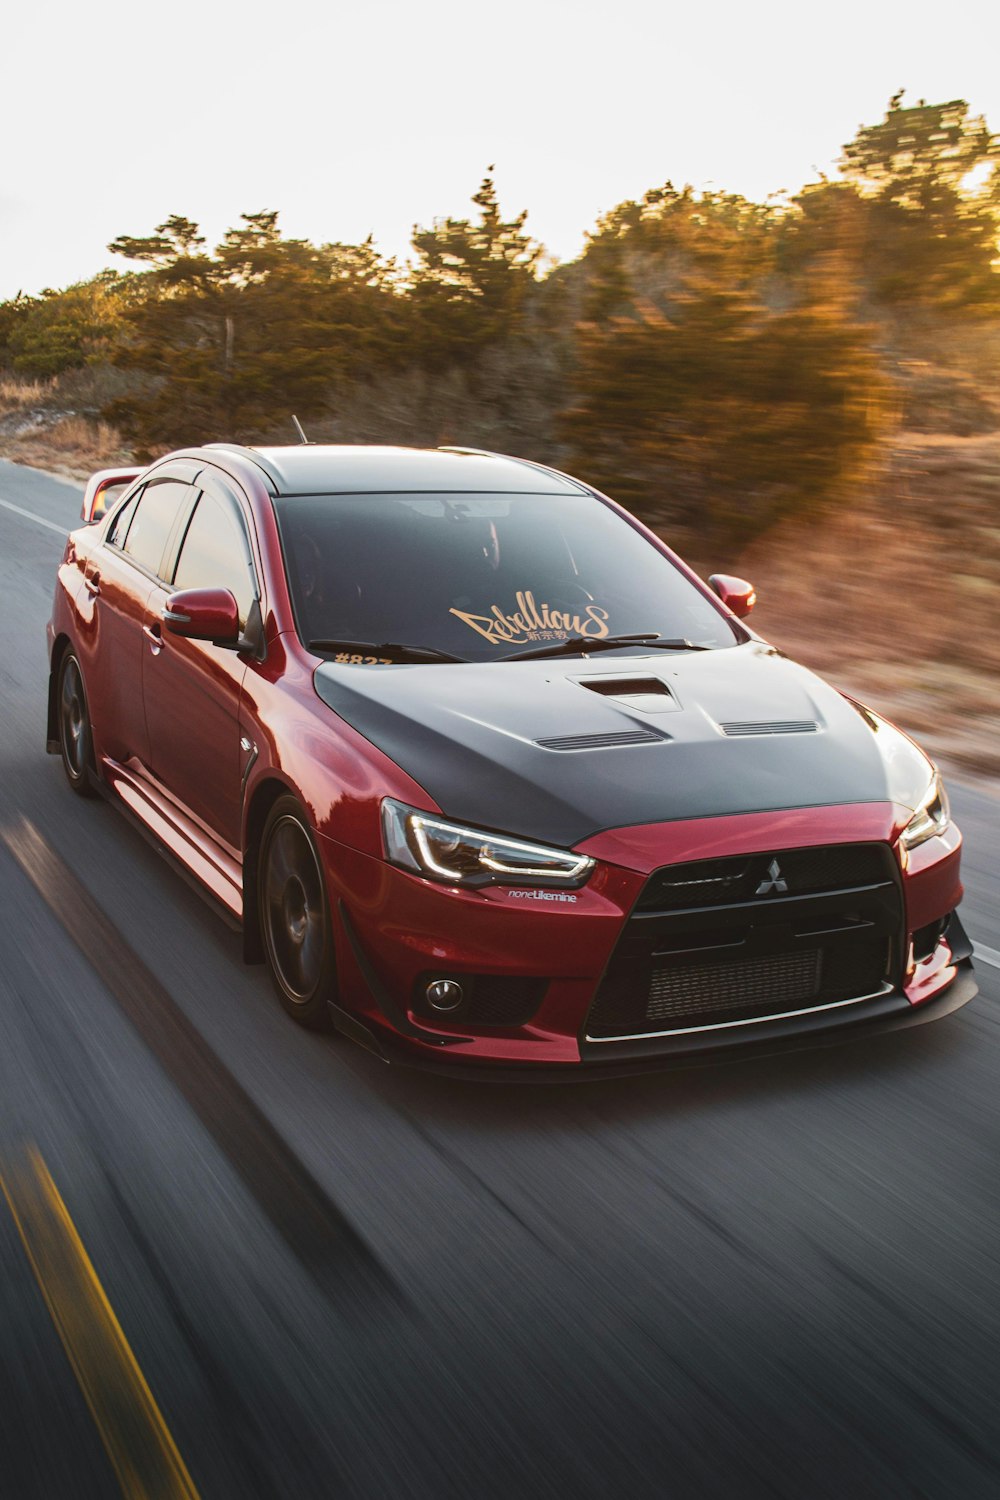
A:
[204, 443, 589, 497]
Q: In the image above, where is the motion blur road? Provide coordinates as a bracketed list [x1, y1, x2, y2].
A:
[2, 460, 1000, 1499]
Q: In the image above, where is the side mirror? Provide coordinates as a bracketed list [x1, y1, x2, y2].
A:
[81, 467, 143, 523]
[163, 588, 241, 645]
[708, 573, 757, 619]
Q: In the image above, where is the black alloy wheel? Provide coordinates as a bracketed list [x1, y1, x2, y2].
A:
[58, 652, 98, 797]
[259, 795, 335, 1029]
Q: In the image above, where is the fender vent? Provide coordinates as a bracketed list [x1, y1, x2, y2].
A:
[535, 728, 665, 751]
[721, 720, 819, 736]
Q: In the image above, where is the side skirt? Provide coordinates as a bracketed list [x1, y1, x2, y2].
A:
[98, 755, 243, 930]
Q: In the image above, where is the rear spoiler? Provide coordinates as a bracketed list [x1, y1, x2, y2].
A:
[81, 466, 145, 524]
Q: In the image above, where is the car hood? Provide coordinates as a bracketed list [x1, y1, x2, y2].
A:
[313, 643, 902, 848]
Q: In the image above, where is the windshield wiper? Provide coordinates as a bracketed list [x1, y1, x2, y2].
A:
[308, 639, 468, 664]
[502, 633, 712, 662]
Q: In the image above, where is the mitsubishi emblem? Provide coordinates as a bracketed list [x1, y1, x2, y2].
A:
[756, 858, 788, 896]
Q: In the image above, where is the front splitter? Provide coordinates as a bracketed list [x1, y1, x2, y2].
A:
[328, 963, 978, 1084]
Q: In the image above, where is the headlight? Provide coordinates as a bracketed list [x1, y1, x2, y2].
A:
[381, 799, 595, 888]
[899, 772, 950, 850]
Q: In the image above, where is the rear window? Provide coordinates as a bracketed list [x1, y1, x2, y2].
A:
[106, 489, 140, 548]
[122, 479, 191, 576]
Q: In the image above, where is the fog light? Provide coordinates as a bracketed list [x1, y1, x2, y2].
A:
[426, 978, 464, 1012]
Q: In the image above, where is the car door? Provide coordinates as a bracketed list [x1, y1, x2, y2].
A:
[84, 475, 194, 769]
[141, 474, 258, 856]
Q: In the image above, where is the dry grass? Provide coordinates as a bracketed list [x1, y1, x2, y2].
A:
[0, 413, 130, 479]
[702, 428, 1000, 782]
[0, 371, 133, 476]
[0, 376, 55, 411]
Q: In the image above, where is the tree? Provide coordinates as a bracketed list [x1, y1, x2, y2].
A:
[562, 196, 887, 543]
[0, 273, 133, 379]
[842, 92, 994, 203]
[105, 213, 400, 452]
[0, 293, 35, 371]
[109, 214, 208, 267]
[822, 94, 1000, 309]
[409, 171, 543, 365]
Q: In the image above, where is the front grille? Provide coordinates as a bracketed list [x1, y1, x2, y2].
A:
[638, 843, 890, 912]
[647, 950, 821, 1023]
[586, 843, 902, 1041]
[470, 976, 547, 1025]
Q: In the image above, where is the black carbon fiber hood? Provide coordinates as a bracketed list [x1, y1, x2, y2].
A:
[313, 643, 897, 847]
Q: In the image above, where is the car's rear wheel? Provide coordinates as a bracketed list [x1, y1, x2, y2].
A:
[58, 652, 98, 797]
[259, 795, 335, 1029]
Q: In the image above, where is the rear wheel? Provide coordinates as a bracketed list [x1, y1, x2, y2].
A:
[58, 652, 98, 797]
[259, 795, 335, 1029]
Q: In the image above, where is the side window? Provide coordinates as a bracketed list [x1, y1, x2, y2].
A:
[172, 490, 255, 630]
[123, 479, 191, 575]
[106, 488, 141, 548]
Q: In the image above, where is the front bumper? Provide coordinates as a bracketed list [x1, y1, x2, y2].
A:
[318, 801, 975, 1071]
[330, 959, 977, 1081]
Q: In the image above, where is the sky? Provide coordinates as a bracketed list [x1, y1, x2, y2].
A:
[3, 0, 999, 300]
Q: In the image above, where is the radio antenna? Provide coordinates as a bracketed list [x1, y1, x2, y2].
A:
[291, 415, 310, 445]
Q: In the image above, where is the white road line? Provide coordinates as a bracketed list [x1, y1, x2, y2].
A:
[975, 943, 1000, 971]
[0, 496, 69, 537]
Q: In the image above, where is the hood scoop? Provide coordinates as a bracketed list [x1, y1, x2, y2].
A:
[535, 728, 666, 752]
[578, 676, 678, 715]
[721, 720, 820, 737]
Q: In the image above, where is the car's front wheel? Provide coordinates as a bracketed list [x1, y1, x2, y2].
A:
[259, 795, 335, 1029]
[58, 651, 98, 797]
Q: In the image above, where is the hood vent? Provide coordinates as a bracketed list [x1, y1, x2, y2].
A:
[535, 728, 666, 752]
[721, 720, 819, 737]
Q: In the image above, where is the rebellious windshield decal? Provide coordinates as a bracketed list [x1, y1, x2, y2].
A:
[450, 590, 610, 647]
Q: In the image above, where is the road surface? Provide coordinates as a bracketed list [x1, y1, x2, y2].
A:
[2, 459, 999, 1498]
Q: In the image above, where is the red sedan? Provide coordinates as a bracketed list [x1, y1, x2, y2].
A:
[48, 444, 975, 1072]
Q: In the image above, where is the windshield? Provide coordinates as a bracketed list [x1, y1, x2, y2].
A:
[273, 492, 741, 662]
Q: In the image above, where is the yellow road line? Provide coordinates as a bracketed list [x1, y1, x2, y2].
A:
[1, 1145, 200, 1500]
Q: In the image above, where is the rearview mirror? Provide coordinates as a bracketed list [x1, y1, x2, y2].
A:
[163, 588, 241, 645]
[708, 573, 757, 618]
[81, 467, 144, 523]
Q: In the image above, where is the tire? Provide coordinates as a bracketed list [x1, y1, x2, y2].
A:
[57, 652, 98, 798]
[258, 795, 335, 1029]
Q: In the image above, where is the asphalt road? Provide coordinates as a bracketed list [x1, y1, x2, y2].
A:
[2, 458, 999, 1500]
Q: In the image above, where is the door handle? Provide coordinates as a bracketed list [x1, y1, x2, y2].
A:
[84, 571, 101, 596]
[143, 622, 163, 653]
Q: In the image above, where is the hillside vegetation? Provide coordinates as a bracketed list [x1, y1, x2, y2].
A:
[2, 93, 999, 775]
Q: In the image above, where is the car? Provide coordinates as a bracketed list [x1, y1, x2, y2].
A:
[47, 443, 976, 1073]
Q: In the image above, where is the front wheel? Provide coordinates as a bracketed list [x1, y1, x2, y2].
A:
[58, 652, 98, 797]
[258, 795, 335, 1029]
